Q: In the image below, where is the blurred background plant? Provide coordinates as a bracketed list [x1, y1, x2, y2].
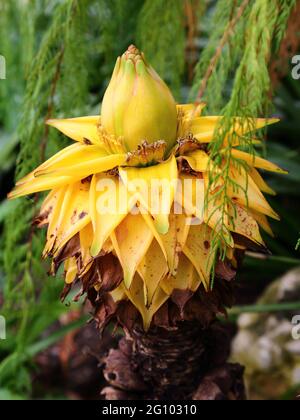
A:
[0, 0, 300, 400]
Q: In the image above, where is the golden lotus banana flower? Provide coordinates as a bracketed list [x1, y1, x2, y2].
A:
[9, 45, 286, 330]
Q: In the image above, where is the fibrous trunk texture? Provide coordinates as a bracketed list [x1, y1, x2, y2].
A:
[101, 320, 246, 400]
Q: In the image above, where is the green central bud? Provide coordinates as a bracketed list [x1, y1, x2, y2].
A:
[101, 45, 178, 152]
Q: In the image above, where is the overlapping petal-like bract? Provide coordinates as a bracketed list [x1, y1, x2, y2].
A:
[9, 46, 286, 330]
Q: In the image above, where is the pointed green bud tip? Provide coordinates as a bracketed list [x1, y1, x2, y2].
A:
[101, 45, 178, 152]
[123, 44, 143, 62]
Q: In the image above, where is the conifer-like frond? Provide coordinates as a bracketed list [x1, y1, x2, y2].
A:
[137, 0, 186, 97]
[190, 0, 296, 286]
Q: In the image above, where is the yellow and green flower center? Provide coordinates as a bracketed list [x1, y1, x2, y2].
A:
[101, 45, 178, 154]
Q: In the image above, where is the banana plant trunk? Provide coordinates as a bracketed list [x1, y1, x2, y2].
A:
[101, 320, 246, 400]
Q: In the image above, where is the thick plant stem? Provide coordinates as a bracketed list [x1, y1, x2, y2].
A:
[131, 322, 207, 398]
[102, 320, 246, 400]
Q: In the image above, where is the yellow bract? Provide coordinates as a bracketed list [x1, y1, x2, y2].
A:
[119, 156, 178, 235]
[181, 150, 210, 172]
[89, 174, 136, 257]
[183, 224, 214, 290]
[111, 213, 154, 288]
[47, 116, 101, 145]
[228, 165, 279, 220]
[126, 274, 168, 331]
[65, 257, 78, 284]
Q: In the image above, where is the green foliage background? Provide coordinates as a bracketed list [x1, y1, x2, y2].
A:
[0, 0, 300, 399]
